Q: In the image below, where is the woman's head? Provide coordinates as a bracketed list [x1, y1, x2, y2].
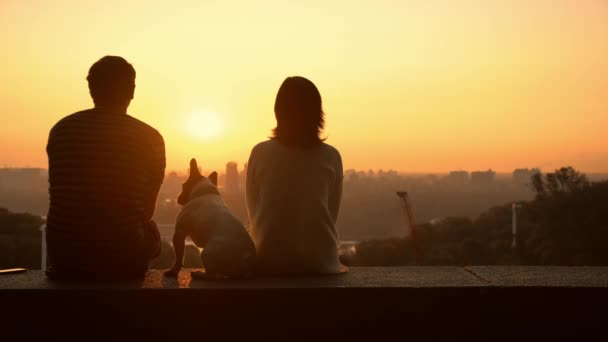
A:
[272, 76, 325, 147]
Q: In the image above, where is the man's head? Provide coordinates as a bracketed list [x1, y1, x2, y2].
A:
[87, 56, 136, 110]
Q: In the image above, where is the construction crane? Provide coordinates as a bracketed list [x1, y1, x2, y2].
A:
[396, 191, 422, 265]
[511, 202, 522, 249]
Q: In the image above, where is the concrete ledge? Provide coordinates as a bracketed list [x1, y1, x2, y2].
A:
[1, 267, 607, 339]
[465, 266, 608, 287]
[0, 266, 488, 289]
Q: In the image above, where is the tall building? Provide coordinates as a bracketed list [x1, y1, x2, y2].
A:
[239, 163, 248, 192]
[471, 169, 496, 185]
[445, 171, 469, 185]
[225, 162, 239, 193]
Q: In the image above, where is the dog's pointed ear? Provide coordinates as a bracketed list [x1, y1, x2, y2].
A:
[190, 158, 201, 176]
[209, 172, 218, 186]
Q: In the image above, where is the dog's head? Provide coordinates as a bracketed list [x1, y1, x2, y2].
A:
[177, 158, 218, 205]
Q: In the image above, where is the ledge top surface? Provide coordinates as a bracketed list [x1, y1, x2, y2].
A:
[1, 266, 607, 290]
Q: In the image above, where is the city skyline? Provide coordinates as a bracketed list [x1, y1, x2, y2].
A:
[2, 162, 608, 178]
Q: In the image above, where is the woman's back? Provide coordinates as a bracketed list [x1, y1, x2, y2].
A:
[246, 139, 344, 274]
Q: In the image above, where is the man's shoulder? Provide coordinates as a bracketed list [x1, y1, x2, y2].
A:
[50, 108, 93, 129]
[48, 109, 99, 141]
[49, 109, 163, 144]
[124, 114, 163, 141]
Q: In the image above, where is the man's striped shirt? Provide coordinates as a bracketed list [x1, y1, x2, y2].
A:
[46, 108, 165, 276]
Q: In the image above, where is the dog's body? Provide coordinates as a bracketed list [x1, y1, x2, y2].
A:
[164, 159, 256, 280]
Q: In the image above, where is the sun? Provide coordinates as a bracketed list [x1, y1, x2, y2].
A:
[184, 110, 224, 140]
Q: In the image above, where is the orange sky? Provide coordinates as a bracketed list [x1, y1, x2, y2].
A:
[1, 0, 607, 173]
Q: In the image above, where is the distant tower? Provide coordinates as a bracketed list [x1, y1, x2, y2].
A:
[240, 162, 248, 191]
[396, 192, 422, 264]
[511, 203, 522, 249]
[40, 223, 47, 270]
[225, 162, 239, 193]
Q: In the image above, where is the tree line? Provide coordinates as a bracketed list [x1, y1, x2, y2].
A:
[345, 167, 608, 266]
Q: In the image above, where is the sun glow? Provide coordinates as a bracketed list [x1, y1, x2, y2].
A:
[185, 110, 224, 140]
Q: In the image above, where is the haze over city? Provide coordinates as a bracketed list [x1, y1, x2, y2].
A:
[1, 0, 607, 173]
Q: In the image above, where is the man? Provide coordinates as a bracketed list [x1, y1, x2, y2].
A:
[46, 56, 165, 280]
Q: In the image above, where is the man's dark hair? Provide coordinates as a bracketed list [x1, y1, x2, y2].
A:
[272, 76, 325, 148]
[87, 56, 136, 107]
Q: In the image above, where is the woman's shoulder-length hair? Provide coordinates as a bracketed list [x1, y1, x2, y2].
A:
[271, 76, 326, 148]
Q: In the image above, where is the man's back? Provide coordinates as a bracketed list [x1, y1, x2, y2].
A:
[46, 108, 165, 279]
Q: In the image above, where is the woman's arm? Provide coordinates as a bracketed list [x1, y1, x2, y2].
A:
[245, 147, 259, 229]
[328, 152, 343, 224]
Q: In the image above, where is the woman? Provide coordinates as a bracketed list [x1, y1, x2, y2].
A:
[246, 76, 346, 275]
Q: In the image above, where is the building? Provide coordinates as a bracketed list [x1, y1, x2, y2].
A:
[225, 162, 239, 193]
[445, 171, 469, 185]
[239, 163, 248, 191]
[470, 169, 496, 185]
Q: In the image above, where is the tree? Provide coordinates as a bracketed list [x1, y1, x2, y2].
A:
[0, 208, 43, 268]
[523, 166, 607, 265]
[531, 172, 546, 198]
[531, 167, 589, 198]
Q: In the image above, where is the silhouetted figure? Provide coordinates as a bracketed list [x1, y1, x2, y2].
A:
[46, 56, 165, 280]
[246, 76, 346, 274]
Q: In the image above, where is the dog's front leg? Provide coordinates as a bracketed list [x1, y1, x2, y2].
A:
[164, 231, 186, 277]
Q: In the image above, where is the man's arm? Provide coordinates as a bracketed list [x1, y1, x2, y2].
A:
[144, 131, 165, 220]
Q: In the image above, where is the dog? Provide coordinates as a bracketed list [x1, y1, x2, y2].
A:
[164, 158, 256, 280]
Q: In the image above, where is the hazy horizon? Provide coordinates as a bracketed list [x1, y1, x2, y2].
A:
[2, 0, 607, 173]
[3, 163, 608, 180]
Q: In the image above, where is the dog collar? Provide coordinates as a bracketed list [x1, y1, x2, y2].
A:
[190, 183, 221, 198]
